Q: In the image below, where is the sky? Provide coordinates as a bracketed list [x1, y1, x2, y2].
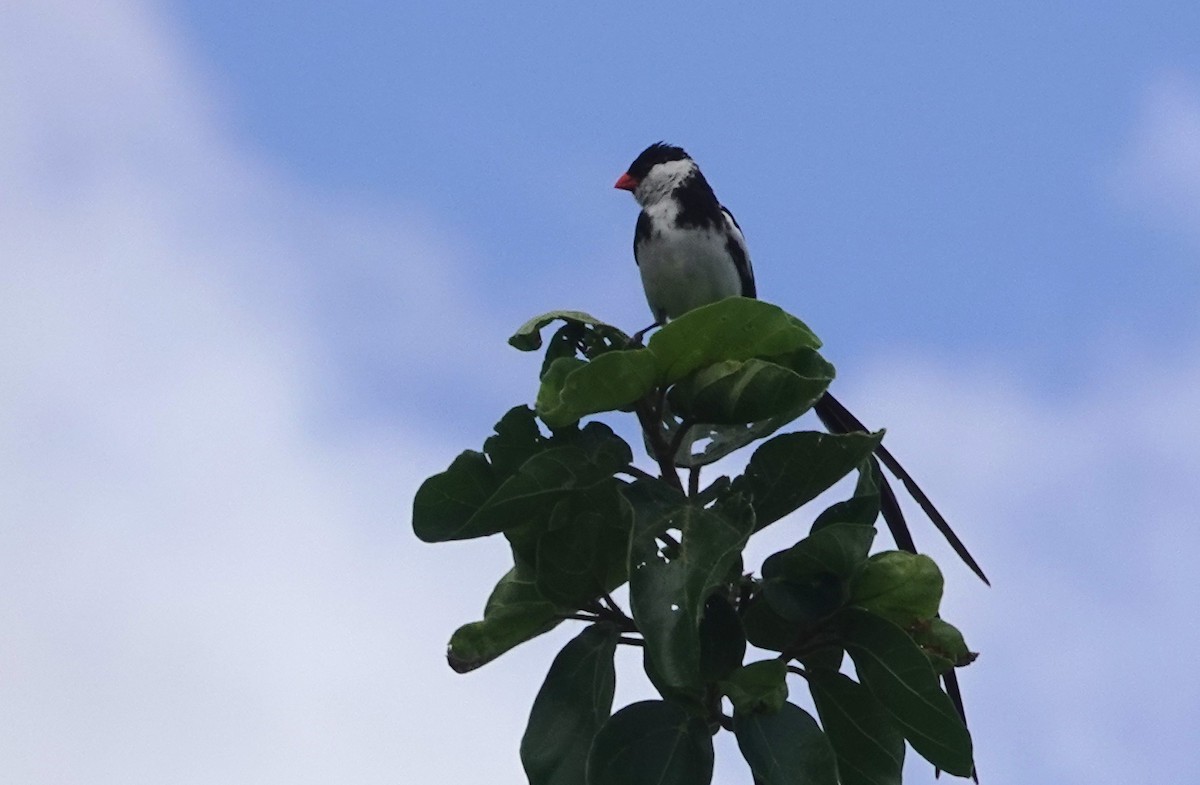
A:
[2, 1, 1199, 783]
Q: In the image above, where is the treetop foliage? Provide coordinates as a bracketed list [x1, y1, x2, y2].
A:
[413, 298, 983, 785]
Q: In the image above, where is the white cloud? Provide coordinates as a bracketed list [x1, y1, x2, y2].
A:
[0, 2, 538, 783]
[5, 4, 1199, 784]
[842, 343, 1200, 784]
[1112, 72, 1200, 242]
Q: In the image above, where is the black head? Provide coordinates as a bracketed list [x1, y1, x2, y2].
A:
[625, 142, 690, 181]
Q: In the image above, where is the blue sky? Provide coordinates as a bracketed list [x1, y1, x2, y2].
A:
[2, 2, 1199, 783]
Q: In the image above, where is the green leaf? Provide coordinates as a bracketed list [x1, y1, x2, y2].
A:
[468, 446, 606, 537]
[668, 357, 831, 425]
[800, 644, 845, 673]
[808, 670, 905, 785]
[467, 425, 631, 542]
[533, 489, 633, 606]
[482, 406, 545, 478]
[763, 524, 876, 583]
[731, 430, 884, 531]
[837, 608, 973, 776]
[721, 660, 788, 715]
[414, 412, 630, 543]
[539, 322, 588, 379]
[539, 349, 660, 428]
[761, 572, 845, 627]
[510, 310, 628, 352]
[812, 458, 883, 530]
[412, 450, 498, 543]
[741, 594, 800, 653]
[587, 700, 714, 785]
[850, 551, 944, 627]
[698, 593, 746, 681]
[626, 483, 756, 699]
[759, 524, 876, 624]
[658, 350, 834, 468]
[734, 702, 838, 785]
[912, 618, 976, 674]
[648, 298, 822, 384]
[446, 567, 564, 672]
[520, 623, 619, 785]
[537, 356, 589, 426]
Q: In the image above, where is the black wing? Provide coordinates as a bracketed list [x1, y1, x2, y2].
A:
[633, 211, 652, 267]
[719, 206, 756, 298]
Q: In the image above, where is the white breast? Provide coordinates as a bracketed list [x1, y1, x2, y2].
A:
[637, 203, 744, 322]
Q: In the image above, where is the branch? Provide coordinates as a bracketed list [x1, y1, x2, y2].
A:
[634, 399, 685, 494]
[666, 419, 694, 464]
[619, 465, 658, 483]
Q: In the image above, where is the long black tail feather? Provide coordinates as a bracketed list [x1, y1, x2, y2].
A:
[813, 393, 989, 585]
[815, 391, 983, 781]
[941, 669, 979, 783]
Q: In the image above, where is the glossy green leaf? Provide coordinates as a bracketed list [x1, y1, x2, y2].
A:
[721, 660, 788, 715]
[539, 322, 587, 379]
[415, 407, 557, 543]
[698, 594, 746, 681]
[912, 618, 976, 674]
[648, 298, 822, 384]
[537, 356, 589, 426]
[482, 406, 545, 478]
[447, 567, 564, 673]
[731, 431, 884, 531]
[758, 524, 876, 624]
[510, 310, 628, 352]
[412, 450, 499, 543]
[586, 700, 714, 785]
[763, 524, 877, 583]
[539, 349, 659, 428]
[533, 490, 633, 606]
[520, 623, 619, 785]
[734, 702, 838, 785]
[415, 409, 633, 543]
[626, 483, 756, 698]
[565, 420, 637, 470]
[800, 644, 845, 672]
[808, 670, 905, 785]
[668, 358, 831, 424]
[761, 573, 845, 626]
[471, 447, 608, 536]
[812, 458, 883, 530]
[741, 594, 800, 653]
[837, 608, 973, 776]
[850, 551, 943, 626]
[456, 422, 631, 542]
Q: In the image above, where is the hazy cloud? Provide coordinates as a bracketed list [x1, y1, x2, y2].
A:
[1113, 72, 1200, 242]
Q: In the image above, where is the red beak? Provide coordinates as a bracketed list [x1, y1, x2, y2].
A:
[614, 173, 638, 191]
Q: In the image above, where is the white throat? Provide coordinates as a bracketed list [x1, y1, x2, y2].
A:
[634, 158, 696, 207]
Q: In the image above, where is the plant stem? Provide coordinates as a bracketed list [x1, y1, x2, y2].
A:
[666, 419, 694, 463]
[634, 398, 684, 494]
[619, 465, 658, 483]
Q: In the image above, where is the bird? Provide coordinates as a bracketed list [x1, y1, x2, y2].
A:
[614, 142, 987, 586]
[615, 143, 985, 767]
[614, 142, 754, 328]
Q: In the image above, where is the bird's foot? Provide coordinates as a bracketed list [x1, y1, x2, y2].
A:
[627, 321, 661, 348]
